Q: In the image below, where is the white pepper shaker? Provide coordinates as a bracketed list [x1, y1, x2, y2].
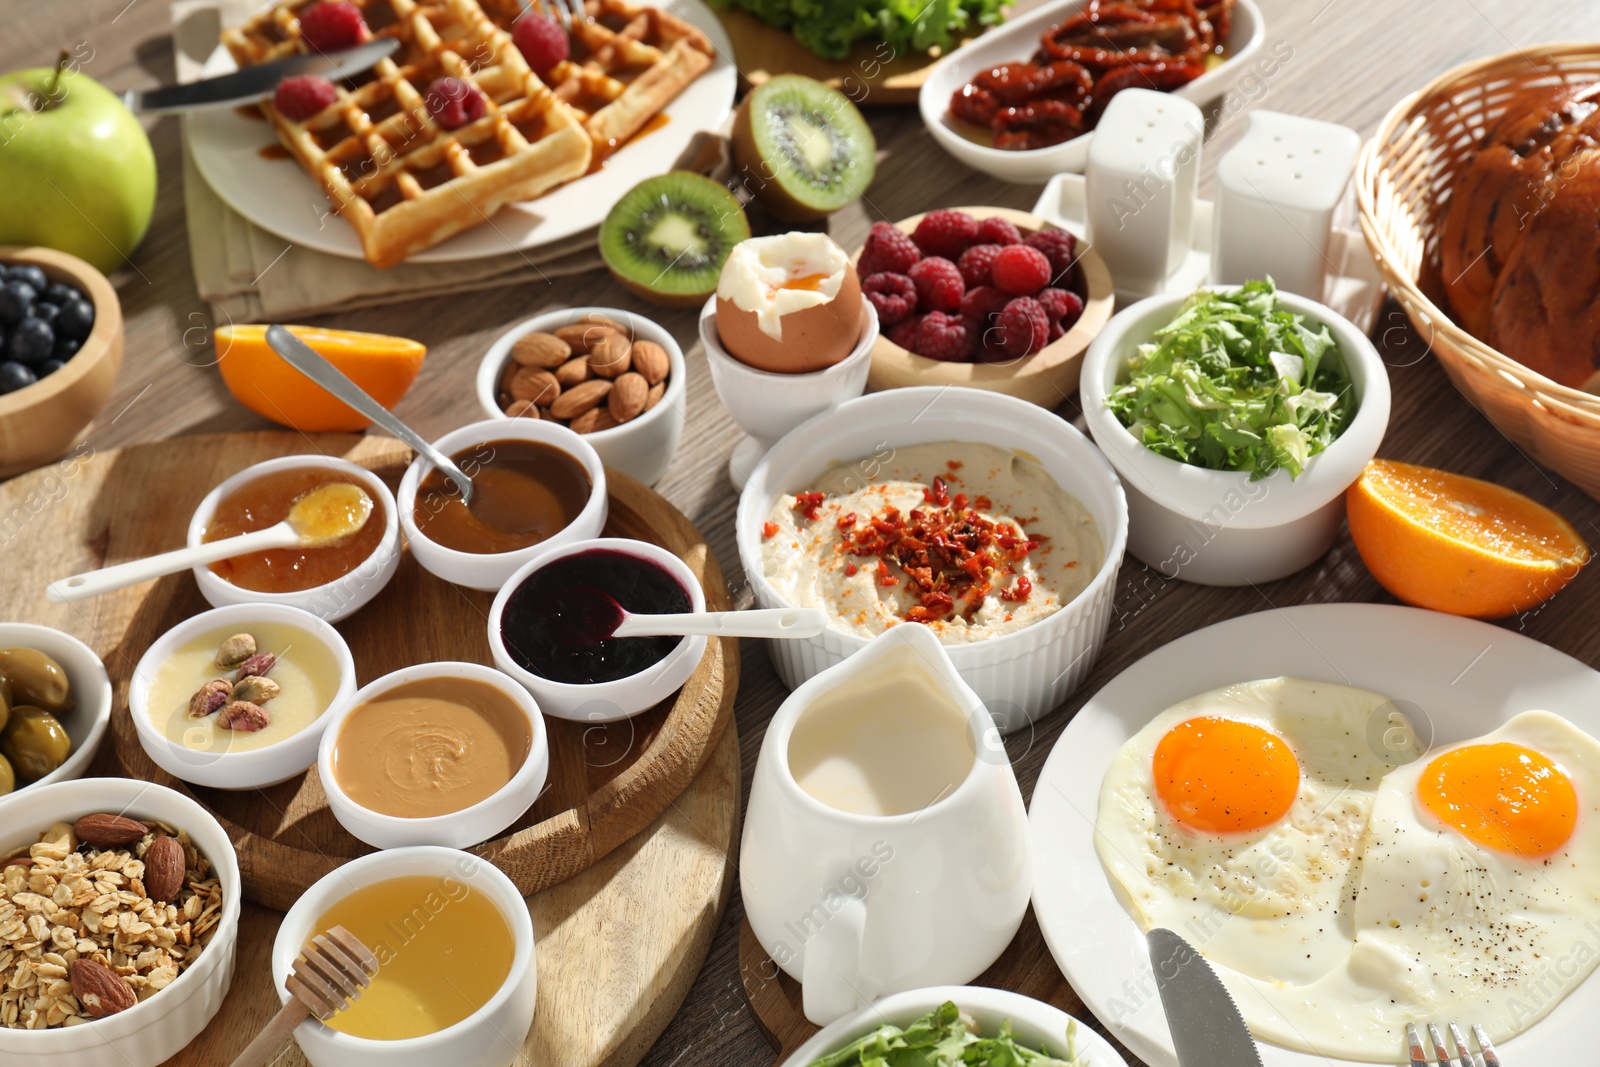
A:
[1084, 88, 1205, 298]
[1211, 110, 1362, 298]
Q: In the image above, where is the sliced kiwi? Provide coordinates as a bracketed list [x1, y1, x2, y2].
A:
[733, 75, 877, 223]
[599, 171, 752, 307]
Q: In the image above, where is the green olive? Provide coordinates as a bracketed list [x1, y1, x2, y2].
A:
[0, 754, 12, 796]
[0, 648, 72, 714]
[1, 706, 71, 782]
[0, 675, 10, 735]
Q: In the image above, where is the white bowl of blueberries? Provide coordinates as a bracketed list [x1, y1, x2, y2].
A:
[0, 247, 122, 478]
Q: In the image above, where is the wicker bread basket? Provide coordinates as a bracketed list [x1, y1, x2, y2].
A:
[1356, 43, 1600, 499]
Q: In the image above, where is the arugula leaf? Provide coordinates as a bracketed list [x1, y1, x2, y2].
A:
[805, 1001, 1087, 1067]
[709, 0, 1009, 61]
[1104, 279, 1356, 480]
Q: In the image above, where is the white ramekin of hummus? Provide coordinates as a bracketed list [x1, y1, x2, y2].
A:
[737, 387, 1129, 733]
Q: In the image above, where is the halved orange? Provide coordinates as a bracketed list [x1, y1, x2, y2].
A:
[1346, 459, 1590, 619]
[215, 325, 426, 433]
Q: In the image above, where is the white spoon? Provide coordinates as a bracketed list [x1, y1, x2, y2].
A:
[553, 584, 829, 640]
[46, 482, 373, 604]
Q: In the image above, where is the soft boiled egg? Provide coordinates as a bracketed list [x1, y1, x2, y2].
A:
[1096, 677, 1416, 988]
[714, 232, 863, 374]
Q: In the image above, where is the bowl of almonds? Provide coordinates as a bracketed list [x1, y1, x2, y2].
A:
[476, 306, 687, 487]
[0, 778, 240, 1067]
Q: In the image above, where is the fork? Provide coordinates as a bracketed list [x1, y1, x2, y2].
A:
[525, 0, 587, 30]
[1406, 1022, 1501, 1067]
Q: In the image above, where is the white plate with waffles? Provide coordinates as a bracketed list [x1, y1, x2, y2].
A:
[186, 0, 736, 265]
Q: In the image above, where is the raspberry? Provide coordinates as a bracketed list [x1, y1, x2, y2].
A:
[914, 312, 971, 362]
[977, 217, 1022, 246]
[912, 210, 979, 260]
[959, 285, 1009, 337]
[512, 12, 570, 78]
[858, 221, 921, 277]
[1036, 287, 1085, 328]
[907, 257, 964, 314]
[991, 245, 1051, 297]
[297, 2, 368, 52]
[425, 77, 487, 129]
[862, 272, 918, 326]
[1024, 229, 1079, 285]
[887, 314, 923, 351]
[273, 75, 337, 121]
[957, 244, 1003, 289]
[995, 297, 1050, 359]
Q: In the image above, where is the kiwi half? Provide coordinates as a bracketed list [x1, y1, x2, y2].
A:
[599, 172, 752, 308]
[733, 75, 877, 223]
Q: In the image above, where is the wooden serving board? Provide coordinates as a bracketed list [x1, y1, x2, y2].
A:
[0, 431, 737, 910]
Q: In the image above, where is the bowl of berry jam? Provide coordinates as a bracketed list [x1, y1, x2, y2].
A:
[487, 538, 707, 723]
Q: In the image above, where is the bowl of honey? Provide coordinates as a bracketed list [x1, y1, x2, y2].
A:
[187, 455, 401, 623]
[270, 845, 536, 1067]
[397, 418, 608, 592]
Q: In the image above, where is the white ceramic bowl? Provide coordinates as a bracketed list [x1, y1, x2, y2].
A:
[398, 418, 608, 593]
[127, 603, 358, 790]
[188, 454, 401, 623]
[475, 306, 687, 487]
[736, 386, 1129, 734]
[271, 846, 536, 1067]
[0, 623, 110, 793]
[488, 537, 707, 723]
[0, 778, 242, 1067]
[1080, 287, 1391, 586]
[318, 662, 550, 850]
[779, 985, 1128, 1067]
[918, 0, 1266, 184]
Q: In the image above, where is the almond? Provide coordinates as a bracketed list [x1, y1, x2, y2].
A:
[630, 340, 669, 385]
[71, 959, 137, 1018]
[579, 313, 632, 336]
[3, 855, 33, 871]
[647, 381, 666, 410]
[555, 322, 614, 354]
[508, 366, 560, 405]
[587, 331, 631, 378]
[510, 332, 571, 368]
[143, 835, 187, 903]
[569, 407, 619, 434]
[73, 814, 149, 847]
[554, 355, 591, 387]
[550, 378, 612, 420]
[609, 372, 649, 423]
[504, 398, 540, 418]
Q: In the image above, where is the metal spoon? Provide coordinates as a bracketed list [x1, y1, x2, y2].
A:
[265, 324, 475, 503]
[45, 483, 372, 603]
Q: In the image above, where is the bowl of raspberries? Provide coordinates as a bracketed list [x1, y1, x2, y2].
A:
[853, 207, 1113, 408]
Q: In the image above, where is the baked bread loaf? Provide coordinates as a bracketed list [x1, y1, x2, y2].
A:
[1440, 81, 1600, 390]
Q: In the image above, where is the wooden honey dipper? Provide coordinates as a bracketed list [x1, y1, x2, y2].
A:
[230, 926, 379, 1067]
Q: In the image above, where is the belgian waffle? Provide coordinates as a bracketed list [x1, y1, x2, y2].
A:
[222, 0, 592, 267]
[480, 0, 714, 157]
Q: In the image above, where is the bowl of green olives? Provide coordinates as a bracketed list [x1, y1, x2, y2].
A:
[0, 624, 111, 796]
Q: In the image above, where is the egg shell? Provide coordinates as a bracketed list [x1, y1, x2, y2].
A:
[715, 264, 862, 374]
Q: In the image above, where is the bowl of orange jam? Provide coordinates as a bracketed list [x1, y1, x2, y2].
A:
[187, 456, 401, 622]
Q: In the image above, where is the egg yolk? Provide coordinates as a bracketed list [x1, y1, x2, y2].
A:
[1418, 742, 1577, 858]
[1152, 717, 1300, 834]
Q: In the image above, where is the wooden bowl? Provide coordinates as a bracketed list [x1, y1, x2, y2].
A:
[0, 246, 123, 479]
[854, 207, 1114, 409]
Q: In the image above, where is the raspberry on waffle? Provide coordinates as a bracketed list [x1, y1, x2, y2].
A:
[223, 0, 593, 267]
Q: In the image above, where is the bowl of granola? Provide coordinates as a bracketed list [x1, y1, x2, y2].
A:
[0, 778, 240, 1067]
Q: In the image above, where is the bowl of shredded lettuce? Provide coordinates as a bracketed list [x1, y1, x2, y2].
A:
[1080, 280, 1390, 586]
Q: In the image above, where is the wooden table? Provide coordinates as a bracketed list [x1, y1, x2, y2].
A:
[8, 0, 1600, 1064]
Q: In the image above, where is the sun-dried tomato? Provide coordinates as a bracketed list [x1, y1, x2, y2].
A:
[793, 492, 826, 521]
[761, 521, 779, 539]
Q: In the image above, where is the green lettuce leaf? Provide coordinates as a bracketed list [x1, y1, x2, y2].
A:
[709, 0, 1009, 60]
[804, 1001, 1086, 1067]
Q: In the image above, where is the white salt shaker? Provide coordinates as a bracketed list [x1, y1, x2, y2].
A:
[1085, 88, 1204, 298]
[1211, 111, 1361, 298]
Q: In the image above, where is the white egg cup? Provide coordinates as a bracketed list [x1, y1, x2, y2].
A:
[701, 294, 877, 491]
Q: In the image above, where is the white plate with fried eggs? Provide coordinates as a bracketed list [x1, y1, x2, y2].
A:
[1030, 602, 1600, 1066]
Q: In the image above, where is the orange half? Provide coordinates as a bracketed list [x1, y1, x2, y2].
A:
[215, 325, 426, 433]
[1346, 459, 1589, 619]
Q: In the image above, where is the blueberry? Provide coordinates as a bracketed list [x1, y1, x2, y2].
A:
[0, 361, 36, 394]
[9, 318, 54, 365]
[35, 359, 65, 378]
[32, 302, 58, 325]
[56, 298, 94, 341]
[8, 265, 48, 292]
[0, 282, 36, 326]
[53, 335, 81, 361]
[41, 283, 78, 307]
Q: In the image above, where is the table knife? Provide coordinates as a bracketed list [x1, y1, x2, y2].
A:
[122, 39, 398, 114]
[1148, 928, 1265, 1067]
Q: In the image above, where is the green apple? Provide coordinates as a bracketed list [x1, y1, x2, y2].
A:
[0, 60, 157, 274]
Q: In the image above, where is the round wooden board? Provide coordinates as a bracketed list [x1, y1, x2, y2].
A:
[852, 207, 1115, 410]
[0, 431, 736, 910]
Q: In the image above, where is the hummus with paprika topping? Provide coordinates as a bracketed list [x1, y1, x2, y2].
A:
[761, 442, 1102, 642]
